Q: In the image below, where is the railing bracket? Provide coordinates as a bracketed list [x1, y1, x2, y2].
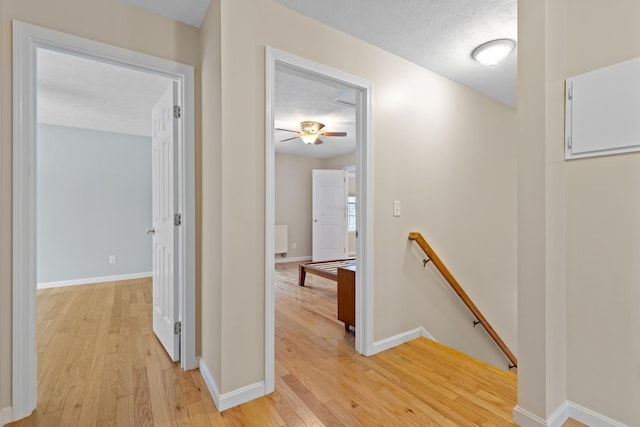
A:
[408, 231, 518, 369]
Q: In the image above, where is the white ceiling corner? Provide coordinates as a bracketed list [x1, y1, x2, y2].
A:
[118, 0, 211, 28]
[273, 0, 517, 106]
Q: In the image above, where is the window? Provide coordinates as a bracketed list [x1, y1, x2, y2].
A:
[347, 196, 356, 231]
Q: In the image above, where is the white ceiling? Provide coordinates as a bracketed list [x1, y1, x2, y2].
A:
[118, 0, 211, 28]
[38, 0, 517, 153]
[37, 49, 172, 137]
[117, 0, 517, 106]
[273, 0, 517, 106]
[275, 69, 356, 159]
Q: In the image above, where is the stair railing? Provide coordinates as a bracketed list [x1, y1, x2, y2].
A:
[408, 232, 517, 369]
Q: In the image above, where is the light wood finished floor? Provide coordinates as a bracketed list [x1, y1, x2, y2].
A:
[8, 265, 587, 426]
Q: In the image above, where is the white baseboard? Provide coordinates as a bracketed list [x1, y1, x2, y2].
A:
[37, 272, 152, 289]
[218, 381, 266, 411]
[513, 405, 549, 427]
[199, 359, 266, 412]
[199, 359, 222, 410]
[274, 255, 311, 264]
[513, 401, 626, 427]
[568, 401, 627, 427]
[369, 326, 437, 355]
[1, 406, 13, 426]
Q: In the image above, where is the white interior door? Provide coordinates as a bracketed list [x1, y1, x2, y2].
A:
[151, 82, 180, 361]
[312, 169, 348, 261]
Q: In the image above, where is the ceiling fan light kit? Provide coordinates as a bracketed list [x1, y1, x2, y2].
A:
[471, 38, 516, 67]
[300, 132, 319, 144]
[276, 120, 347, 146]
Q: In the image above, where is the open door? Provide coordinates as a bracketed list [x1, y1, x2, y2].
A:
[150, 82, 180, 361]
[312, 169, 348, 261]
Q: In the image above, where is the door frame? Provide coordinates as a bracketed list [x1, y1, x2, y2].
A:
[264, 47, 375, 394]
[12, 21, 197, 420]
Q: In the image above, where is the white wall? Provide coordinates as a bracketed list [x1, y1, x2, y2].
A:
[37, 124, 152, 285]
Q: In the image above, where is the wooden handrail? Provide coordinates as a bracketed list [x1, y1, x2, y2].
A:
[408, 232, 518, 369]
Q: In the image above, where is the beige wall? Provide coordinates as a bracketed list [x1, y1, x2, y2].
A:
[274, 152, 356, 261]
[323, 152, 355, 170]
[563, 0, 640, 424]
[274, 153, 325, 260]
[207, 0, 518, 394]
[518, 0, 640, 424]
[199, 0, 222, 391]
[0, 0, 201, 411]
[516, 0, 568, 420]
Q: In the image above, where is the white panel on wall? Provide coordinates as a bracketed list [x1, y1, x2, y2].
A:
[566, 56, 640, 159]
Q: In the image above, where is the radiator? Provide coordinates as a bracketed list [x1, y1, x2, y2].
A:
[274, 225, 288, 256]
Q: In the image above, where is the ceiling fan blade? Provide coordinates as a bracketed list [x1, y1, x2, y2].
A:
[314, 138, 324, 145]
[319, 132, 347, 137]
[275, 127, 300, 133]
[280, 136, 300, 142]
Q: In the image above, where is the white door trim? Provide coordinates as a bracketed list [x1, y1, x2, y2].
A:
[12, 21, 197, 421]
[264, 47, 374, 394]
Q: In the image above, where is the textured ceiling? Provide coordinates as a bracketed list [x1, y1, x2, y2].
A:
[117, 0, 211, 27]
[38, 49, 172, 137]
[38, 0, 517, 152]
[273, 0, 517, 106]
[275, 68, 356, 159]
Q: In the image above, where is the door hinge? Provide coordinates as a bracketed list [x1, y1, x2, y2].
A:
[567, 86, 573, 101]
[174, 321, 182, 335]
[568, 136, 573, 149]
[174, 213, 182, 226]
[173, 105, 181, 119]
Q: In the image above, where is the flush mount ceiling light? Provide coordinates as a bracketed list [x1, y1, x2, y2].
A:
[471, 39, 516, 67]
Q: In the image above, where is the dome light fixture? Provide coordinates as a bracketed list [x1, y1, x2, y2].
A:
[471, 38, 516, 67]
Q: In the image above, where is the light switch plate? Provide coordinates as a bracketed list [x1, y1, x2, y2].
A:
[393, 200, 401, 217]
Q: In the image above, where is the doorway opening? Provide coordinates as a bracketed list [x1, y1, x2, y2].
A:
[12, 22, 196, 420]
[264, 47, 374, 393]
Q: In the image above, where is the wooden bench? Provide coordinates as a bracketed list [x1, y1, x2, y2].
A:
[297, 258, 356, 286]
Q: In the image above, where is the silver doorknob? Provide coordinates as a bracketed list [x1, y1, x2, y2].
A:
[146, 228, 155, 235]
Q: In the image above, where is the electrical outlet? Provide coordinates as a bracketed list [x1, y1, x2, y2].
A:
[109, 255, 117, 264]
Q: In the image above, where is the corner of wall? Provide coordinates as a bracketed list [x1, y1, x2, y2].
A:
[512, 403, 568, 427]
[198, 358, 222, 410]
[369, 326, 437, 355]
[199, 357, 267, 412]
[1, 407, 13, 426]
[513, 401, 627, 427]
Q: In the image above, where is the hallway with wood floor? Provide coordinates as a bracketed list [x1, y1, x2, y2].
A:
[7, 263, 585, 426]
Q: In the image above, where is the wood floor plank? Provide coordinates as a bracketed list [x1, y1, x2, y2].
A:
[115, 395, 134, 427]
[11, 265, 590, 427]
[132, 367, 154, 427]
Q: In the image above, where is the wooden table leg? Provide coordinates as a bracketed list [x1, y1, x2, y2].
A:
[298, 264, 306, 286]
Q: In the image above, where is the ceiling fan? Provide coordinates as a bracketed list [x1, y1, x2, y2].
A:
[276, 121, 347, 145]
